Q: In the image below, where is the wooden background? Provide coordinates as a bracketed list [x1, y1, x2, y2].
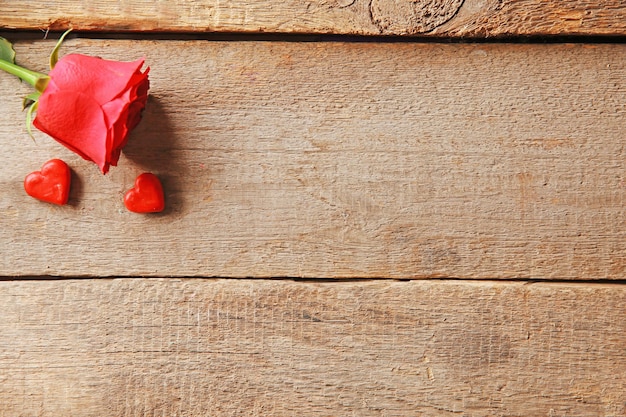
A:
[0, 1, 624, 416]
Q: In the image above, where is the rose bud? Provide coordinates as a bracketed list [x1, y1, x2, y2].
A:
[32, 54, 150, 174]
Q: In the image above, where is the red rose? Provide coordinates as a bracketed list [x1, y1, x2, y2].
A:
[33, 54, 150, 174]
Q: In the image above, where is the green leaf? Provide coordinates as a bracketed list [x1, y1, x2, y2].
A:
[0, 36, 16, 64]
[23, 91, 41, 110]
[25, 101, 38, 140]
[49, 28, 72, 70]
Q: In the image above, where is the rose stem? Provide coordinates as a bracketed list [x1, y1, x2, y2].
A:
[0, 59, 49, 91]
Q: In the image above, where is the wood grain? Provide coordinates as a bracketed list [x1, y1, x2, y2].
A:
[0, 39, 625, 279]
[0, 0, 625, 36]
[0, 279, 623, 416]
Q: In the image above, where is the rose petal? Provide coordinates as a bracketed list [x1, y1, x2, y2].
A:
[34, 90, 111, 173]
[33, 54, 149, 174]
[125, 100, 146, 132]
[102, 90, 131, 150]
[48, 54, 147, 105]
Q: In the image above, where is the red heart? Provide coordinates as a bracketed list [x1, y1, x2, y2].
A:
[24, 159, 71, 205]
[124, 173, 165, 213]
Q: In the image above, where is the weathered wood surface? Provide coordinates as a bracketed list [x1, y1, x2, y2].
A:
[1, 0, 625, 36]
[0, 39, 625, 279]
[0, 278, 623, 416]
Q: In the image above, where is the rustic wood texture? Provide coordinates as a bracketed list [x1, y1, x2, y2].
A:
[0, 38, 625, 279]
[0, 278, 623, 416]
[0, 0, 625, 36]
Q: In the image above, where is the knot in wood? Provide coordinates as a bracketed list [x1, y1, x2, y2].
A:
[370, 0, 464, 34]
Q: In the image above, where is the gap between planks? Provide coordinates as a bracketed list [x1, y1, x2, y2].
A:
[0, 277, 625, 288]
[6, 29, 626, 44]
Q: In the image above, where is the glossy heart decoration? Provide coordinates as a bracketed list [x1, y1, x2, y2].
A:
[124, 173, 165, 213]
[24, 159, 71, 205]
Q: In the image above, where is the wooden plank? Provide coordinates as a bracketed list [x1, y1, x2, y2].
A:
[0, 39, 625, 279]
[0, 0, 625, 36]
[0, 279, 623, 415]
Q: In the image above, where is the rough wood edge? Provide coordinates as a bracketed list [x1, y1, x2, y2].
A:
[0, 0, 625, 37]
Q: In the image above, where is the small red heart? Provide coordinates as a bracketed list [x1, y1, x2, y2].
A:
[124, 173, 165, 213]
[24, 159, 71, 205]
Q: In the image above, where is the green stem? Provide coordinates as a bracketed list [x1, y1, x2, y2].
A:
[0, 59, 49, 92]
